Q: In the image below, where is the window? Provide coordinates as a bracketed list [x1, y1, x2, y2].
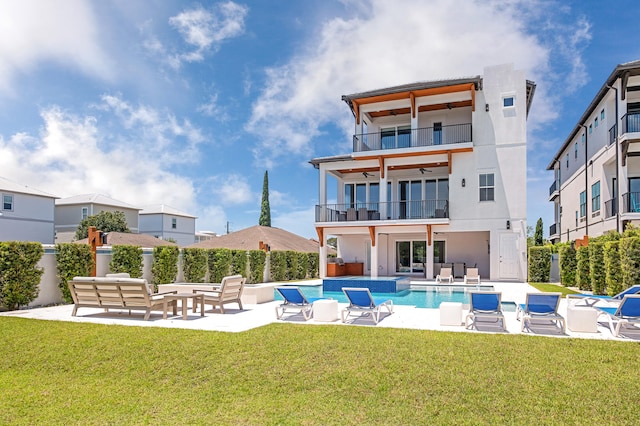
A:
[595, 117, 598, 128]
[575, 210, 578, 227]
[592, 181, 601, 212]
[581, 133, 585, 144]
[565, 153, 569, 168]
[579, 191, 587, 218]
[589, 124, 593, 134]
[503, 96, 515, 107]
[601, 109, 605, 120]
[81, 207, 88, 220]
[2, 194, 13, 211]
[171, 218, 177, 229]
[574, 142, 578, 159]
[381, 125, 411, 149]
[479, 173, 495, 201]
[395, 240, 426, 274]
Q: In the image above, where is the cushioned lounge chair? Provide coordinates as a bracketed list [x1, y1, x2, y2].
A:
[436, 267, 454, 284]
[517, 292, 565, 333]
[595, 295, 640, 337]
[463, 268, 480, 285]
[465, 291, 505, 330]
[341, 287, 393, 324]
[566, 285, 640, 307]
[275, 287, 325, 320]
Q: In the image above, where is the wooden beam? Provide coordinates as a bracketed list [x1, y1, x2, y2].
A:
[622, 71, 629, 101]
[355, 146, 473, 161]
[315, 227, 324, 247]
[471, 85, 476, 112]
[378, 156, 385, 178]
[351, 83, 476, 105]
[353, 101, 360, 125]
[417, 100, 472, 112]
[448, 151, 452, 174]
[427, 224, 432, 246]
[336, 166, 380, 175]
[410, 92, 416, 118]
[387, 162, 447, 171]
[368, 226, 376, 247]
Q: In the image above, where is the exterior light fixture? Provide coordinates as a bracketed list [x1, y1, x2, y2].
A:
[506, 220, 511, 230]
[485, 103, 490, 112]
[462, 178, 465, 187]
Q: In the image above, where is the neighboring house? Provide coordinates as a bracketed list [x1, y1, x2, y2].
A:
[139, 204, 196, 246]
[0, 176, 57, 244]
[547, 60, 640, 243]
[74, 231, 177, 248]
[55, 194, 140, 242]
[189, 225, 323, 253]
[195, 231, 218, 243]
[311, 64, 535, 281]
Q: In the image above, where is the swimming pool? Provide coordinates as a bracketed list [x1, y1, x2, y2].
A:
[274, 284, 516, 310]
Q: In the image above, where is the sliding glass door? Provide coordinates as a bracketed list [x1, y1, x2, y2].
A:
[396, 240, 427, 274]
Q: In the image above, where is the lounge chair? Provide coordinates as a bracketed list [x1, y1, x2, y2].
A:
[517, 292, 565, 333]
[566, 285, 640, 307]
[465, 291, 505, 330]
[275, 287, 325, 320]
[595, 295, 640, 337]
[463, 268, 480, 285]
[436, 267, 454, 284]
[194, 274, 245, 314]
[341, 287, 393, 324]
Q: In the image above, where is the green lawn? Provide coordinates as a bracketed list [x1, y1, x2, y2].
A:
[1, 318, 639, 425]
[528, 283, 581, 296]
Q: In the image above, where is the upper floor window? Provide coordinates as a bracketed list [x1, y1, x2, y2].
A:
[579, 190, 587, 218]
[574, 142, 578, 159]
[565, 153, 569, 168]
[503, 96, 515, 108]
[381, 125, 411, 149]
[2, 194, 13, 211]
[601, 109, 605, 120]
[81, 207, 88, 220]
[581, 133, 585, 144]
[589, 124, 593, 134]
[479, 173, 495, 202]
[592, 181, 601, 212]
[171, 218, 177, 229]
[595, 117, 598, 128]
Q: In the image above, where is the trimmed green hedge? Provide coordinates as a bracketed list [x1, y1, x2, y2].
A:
[558, 244, 576, 287]
[247, 250, 266, 284]
[231, 250, 247, 277]
[307, 252, 319, 278]
[151, 246, 179, 286]
[208, 248, 232, 283]
[109, 245, 143, 278]
[620, 237, 640, 289]
[588, 242, 606, 295]
[56, 243, 94, 303]
[0, 241, 44, 310]
[269, 251, 288, 282]
[575, 246, 590, 290]
[528, 246, 551, 282]
[604, 241, 622, 297]
[182, 248, 208, 283]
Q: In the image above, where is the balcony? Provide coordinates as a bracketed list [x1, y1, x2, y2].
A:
[548, 180, 559, 201]
[622, 192, 640, 213]
[549, 223, 558, 238]
[605, 198, 618, 218]
[609, 124, 617, 145]
[621, 112, 640, 136]
[352, 123, 472, 153]
[315, 200, 449, 223]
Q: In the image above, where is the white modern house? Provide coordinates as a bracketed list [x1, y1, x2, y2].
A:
[139, 204, 196, 246]
[311, 64, 535, 281]
[547, 60, 640, 243]
[0, 176, 57, 244]
[55, 194, 141, 242]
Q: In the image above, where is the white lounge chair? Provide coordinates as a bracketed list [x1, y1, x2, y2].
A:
[465, 291, 505, 331]
[436, 267, 454, 284]
[517, 292, 565, 333]
[464, 268, 480, 285]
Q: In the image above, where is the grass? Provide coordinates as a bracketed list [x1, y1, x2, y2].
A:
[528, 282, 580, 296]
[1, 318, 639, 425]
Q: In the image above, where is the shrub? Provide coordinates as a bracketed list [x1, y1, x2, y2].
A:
[109, 245, 143, 278]
[558, 244, 577, 287]
[151, 246, 179, 286]
[604, 241, 622, 297]
[528, 246, 551, 282]
[0, 242, 44, 310]
[56, 243, 94, 303]
[231, 250, 247, 277]
[182, 248, 208, 283]
[588, 242, 606, 295]
[269, 251, 287, 282]
[285, 251, 299, 280]
[297, 252, 308, 280]
[208, 248, 232, 283]
[575, 246, 590, 290]
[307, 252, 319, 278]
[247, 250, 266, 284]
[620, 237, 640, 289]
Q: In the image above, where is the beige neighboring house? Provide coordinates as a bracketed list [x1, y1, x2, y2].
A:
[75, 231, 177, 247]
[195, 231, 218, 243]
[139, 204, 197, 247]
[188, 225, 323, 253]
[0, 176, 58, 244]
[55, 194, 141, 243]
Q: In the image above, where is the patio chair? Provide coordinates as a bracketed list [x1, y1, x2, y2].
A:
[341, 287, 393, 324]
[566, 285, 640, 307]
[463, 268, 480, 285]
[275, 287, 325, 320]
[195, 274, 245, 314]
[435, 267, 454, 284]
[595, 295, 640, 337]
[465, 291, 505, 331]
[517, 292, 565, 333]
[346, 208, 357, 221]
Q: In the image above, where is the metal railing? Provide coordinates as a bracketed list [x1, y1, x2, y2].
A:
[609, 124, 617, 145]
[549, 180, 558, 197]
[604, 198, 617, 218]
[352, 123, 472, 152]
[621, 112, 640, 135]
[315, 200, 449, 222]
[622, 192, 640, 213]
[549, 223, 557, 237]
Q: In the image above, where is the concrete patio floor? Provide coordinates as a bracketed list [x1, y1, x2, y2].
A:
[1, 281, 638, 341]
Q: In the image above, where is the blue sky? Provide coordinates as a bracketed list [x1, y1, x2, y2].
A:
[1, 0, 639, 239]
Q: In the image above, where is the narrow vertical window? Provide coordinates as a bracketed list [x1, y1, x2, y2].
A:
[574, 142, 578, 159]
[479, 173, 495, 201]
[579, 191, 587, 217]
[591, 181, 601, 212]
[2, 194, 13, 211]
[171, 218, 177, 229]
[81, 207, 88, 220]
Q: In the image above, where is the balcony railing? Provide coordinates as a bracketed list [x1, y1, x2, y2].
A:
[604, 198, 617, 218]
[609, 124, 617, 145]
[315, 200, 449, 222]
[549, 223, 557, 237]
[621, 112, 640, 135]
[622, 192, 640, 213]
[352, 123, 472, 152]
[549, 180, 558, 197]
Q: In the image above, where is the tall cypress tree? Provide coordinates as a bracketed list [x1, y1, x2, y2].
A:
[534, 217, 544, 246]
[259, 170, 271, 226]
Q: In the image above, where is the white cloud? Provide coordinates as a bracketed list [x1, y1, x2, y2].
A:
[208, 174, 254, 205]
[0, 0, 112, 92]
[197, 93, 229, 121]
[273, 205, 317, 239]
[168, 1, 248, 68]
[247, 0, 590, 167]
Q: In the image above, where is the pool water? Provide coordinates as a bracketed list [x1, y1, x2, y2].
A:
[274, 285, 516, 310]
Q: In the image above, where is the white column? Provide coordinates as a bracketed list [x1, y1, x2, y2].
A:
[426, 235, 434, 279]
[371, 234, 379, 278]
[319, 242, 327, 279]
[379, 167, 388, 219]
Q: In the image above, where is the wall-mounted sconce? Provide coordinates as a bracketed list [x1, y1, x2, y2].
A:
[506, 220, 511, 230]
[461, 178, 466, 187]
[485, 103, 490, 112]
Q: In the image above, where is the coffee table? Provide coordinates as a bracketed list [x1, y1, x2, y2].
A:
[163, 293, 205, 320]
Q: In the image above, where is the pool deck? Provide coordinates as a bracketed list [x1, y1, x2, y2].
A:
[2, 280, 638, 341]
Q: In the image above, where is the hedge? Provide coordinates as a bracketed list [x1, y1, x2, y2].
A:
[269, 251, 288, 282]
[528, 246, 550, 282]
[109, 245, 143, 279]
[151, 246, 179, 286]
[208, 248, 232, 283]
[575, 246, 590, 290]
[604, 241, 622, 297]
[247, 250, 266, 284]
[56, 243, 94, 303]
[231, 250, 247, 277]
[0, 241, 44, 310]
[588, 242, 606, 295]
[558, 244, 577, 287]
[182, 248, 208, 283]
[307, 252, 319, 278]
[620, 237, 640, 289]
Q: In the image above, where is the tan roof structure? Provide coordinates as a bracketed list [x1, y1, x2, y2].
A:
[75, 232, 177, 247]
[188, 225, 321, 253]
